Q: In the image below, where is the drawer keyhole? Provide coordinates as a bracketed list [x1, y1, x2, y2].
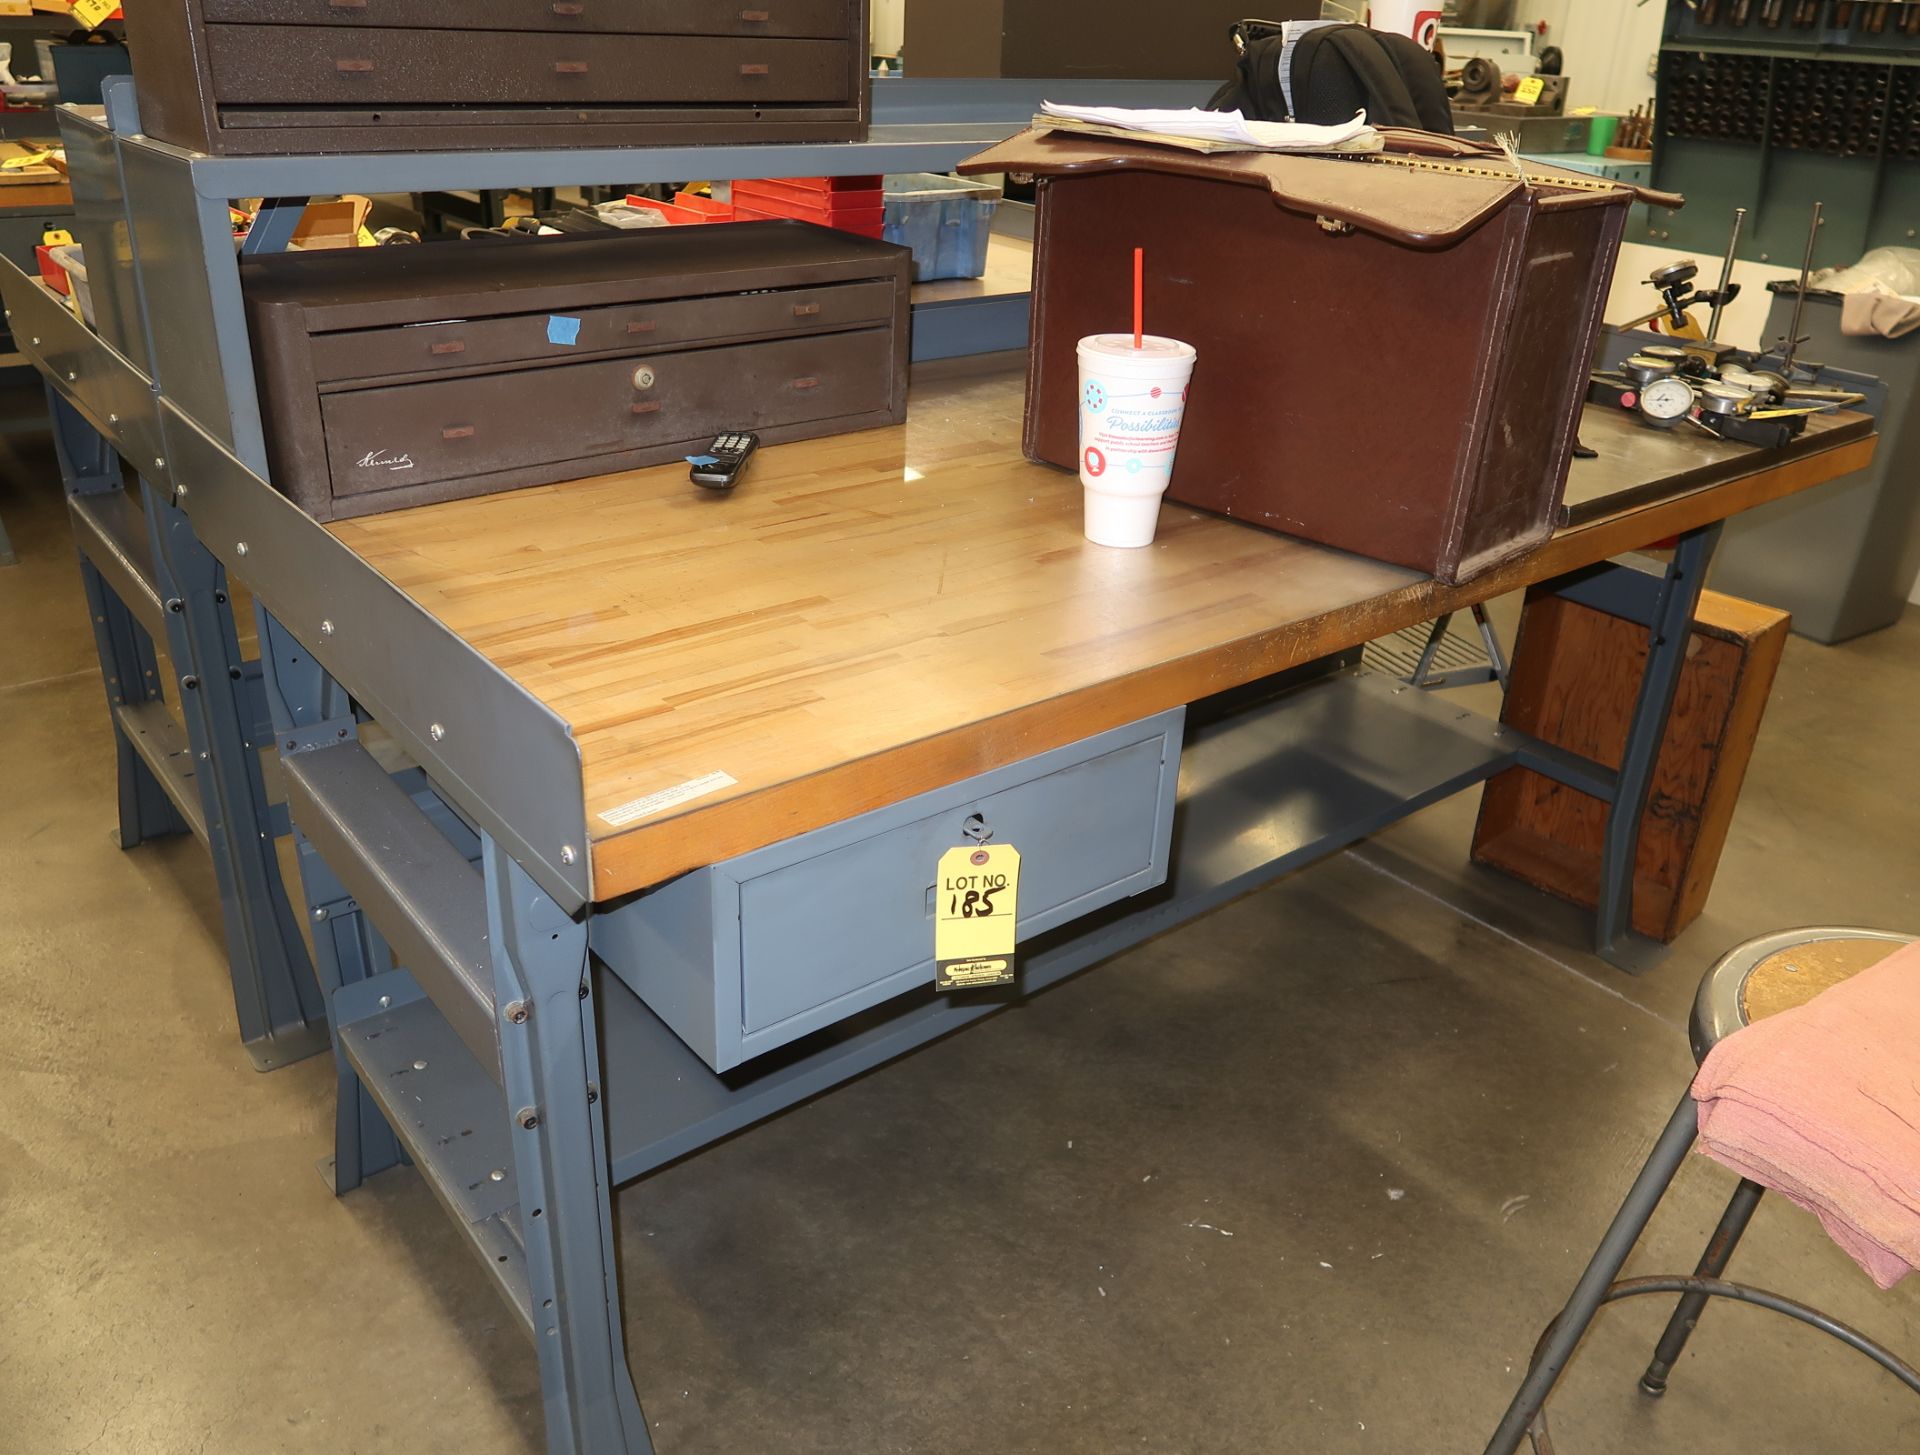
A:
[632, 366, 657, 390]
[962, 813, 992, 843]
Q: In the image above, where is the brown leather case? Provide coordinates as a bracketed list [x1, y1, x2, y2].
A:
[126, 0, 870, 155]
[243, 222, 911, 521]
[960, 131, 1670, 583]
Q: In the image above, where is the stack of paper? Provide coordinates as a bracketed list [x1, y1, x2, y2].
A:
[1035, 103, 1379, 155]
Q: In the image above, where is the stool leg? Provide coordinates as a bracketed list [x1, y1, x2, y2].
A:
[1483, 1094, 1700, 1455]
[1638, 1178, 1766, 1396]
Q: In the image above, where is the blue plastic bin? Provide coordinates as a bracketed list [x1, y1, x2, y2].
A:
[882, 173, 1003, 282]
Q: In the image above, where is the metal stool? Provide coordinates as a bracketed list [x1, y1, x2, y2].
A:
[1485, 926, 1920, 1455]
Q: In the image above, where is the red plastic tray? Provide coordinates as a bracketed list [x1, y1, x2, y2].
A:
[35, 244, 71, 295]
[733, 203, 884, 238]
[746, 174, 884, 195]
[623, 197, 723, 226]
[736, 178, 883, 214]
[672, 191, 735, 221]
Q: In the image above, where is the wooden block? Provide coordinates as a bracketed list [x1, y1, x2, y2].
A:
[0, 143, 66, 190]
[1471, 587, 1790, 942]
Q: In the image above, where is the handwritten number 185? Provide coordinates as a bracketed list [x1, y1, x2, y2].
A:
[949, 888, 999, 918]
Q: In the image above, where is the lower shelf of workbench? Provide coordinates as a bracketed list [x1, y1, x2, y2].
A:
[325, 660, 1569, 1255]
[597, 667, 1526, 1186]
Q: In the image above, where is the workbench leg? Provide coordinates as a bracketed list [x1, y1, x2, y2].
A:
[1592, 523, 1723, 964]
[79, 558, 189, 846]
[258, 606, 405, 1187]
[486, 836, 653, 1455]
[145, 483, 330, 1071]
[49, 388, 186, 845]
[46, 383, 118, 491]
[295, 832, 406, 1194]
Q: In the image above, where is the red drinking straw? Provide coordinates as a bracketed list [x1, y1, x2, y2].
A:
[1133, 247, 1144, 349]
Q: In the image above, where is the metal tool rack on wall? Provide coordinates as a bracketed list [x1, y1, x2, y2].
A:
[1, 72, 1785, 1455]
[1649, 0, 1920, 260]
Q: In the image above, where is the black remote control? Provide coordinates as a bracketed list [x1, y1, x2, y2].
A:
[689, 432, 759, 491]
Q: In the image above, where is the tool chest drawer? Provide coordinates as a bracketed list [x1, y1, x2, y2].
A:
[305, 280, 898, 386]
[319, 329, 890, 502]
[592, 710, 1186, 1074]
[199, 0, 851, 39]
[243, 224, 911, 521]
[205, 27, 853, 107]
[126, 0, 869, 154]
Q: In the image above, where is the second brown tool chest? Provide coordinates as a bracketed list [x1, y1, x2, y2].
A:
[242, 222, 911, 521]
[126, 0, 871, 155]
[959, 131, 1674, 584]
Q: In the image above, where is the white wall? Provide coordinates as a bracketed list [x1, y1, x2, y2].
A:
[1606, 241, 1798, 352]
[1457, 0, 1666, 116]
[872, 0, 904, 57]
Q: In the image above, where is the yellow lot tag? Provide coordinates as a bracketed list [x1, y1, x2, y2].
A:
[934, 843, 1020, 991]
[72, 0, 118, 30]
[1514, 76, 1544, 106]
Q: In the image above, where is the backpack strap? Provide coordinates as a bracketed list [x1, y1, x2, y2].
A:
[1284, 25, 1367, 125]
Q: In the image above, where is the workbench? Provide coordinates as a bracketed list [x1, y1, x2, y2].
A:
[0, 77, 1878, 1455]
[256, 373, 1875, 1455]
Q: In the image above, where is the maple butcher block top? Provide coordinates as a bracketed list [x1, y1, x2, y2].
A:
[327, 354, 1873, 901]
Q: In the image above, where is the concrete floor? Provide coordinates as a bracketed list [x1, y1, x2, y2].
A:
[3, 378, 1918, 1454]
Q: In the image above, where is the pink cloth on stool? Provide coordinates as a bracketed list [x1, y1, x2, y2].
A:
[1692, 937, 1920, 1290]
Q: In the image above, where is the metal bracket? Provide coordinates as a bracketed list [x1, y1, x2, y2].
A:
[277, 716, 359, 756]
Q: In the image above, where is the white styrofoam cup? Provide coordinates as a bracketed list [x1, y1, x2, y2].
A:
[1076, 333, 1197, 548]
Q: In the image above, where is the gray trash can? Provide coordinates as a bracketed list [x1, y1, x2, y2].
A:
[1712, 286, 1920, 644]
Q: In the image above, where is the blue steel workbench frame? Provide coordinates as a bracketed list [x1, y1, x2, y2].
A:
[2, 76, 1822, 1452]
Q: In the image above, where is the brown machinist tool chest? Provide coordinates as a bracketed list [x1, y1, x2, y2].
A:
[960, 131, 1677, 584]
[125, 0, 871, 155]
[242, 222, 911, 521]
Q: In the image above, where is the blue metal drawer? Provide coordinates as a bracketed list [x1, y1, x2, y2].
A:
[592, 709, 1184, 1073]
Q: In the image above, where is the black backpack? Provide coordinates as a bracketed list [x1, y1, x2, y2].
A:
[1207, 19, 1453, 134]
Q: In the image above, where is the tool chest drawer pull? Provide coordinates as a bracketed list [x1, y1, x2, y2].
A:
[791, 302, 822, 317]
[791, 376, 820, 390]
[552, 1, 586, 12]
[327, 0, 368, 8]
[626, 320, 658, 335]
[630, 401, 663, 415]
[429, 340, 467, 356]
[441, 425, 477, 441]
[335, 57, 376, 73]
[740, 62, 771, 75]
[740, 8, 772, 18]
[553, 60, 590, 74]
